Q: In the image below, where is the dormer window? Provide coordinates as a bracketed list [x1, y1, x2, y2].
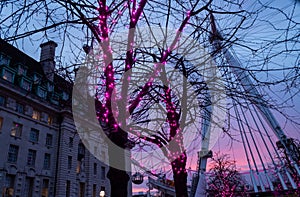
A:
[1, 67, 15, 83]
[33, 72, 42, 84]
[20, 77, 32, 91]
[17, 64, 27, 76]
[62, 91, 69, 101]
[47, 82, 54, 92]
[0, 53, 11, 66]
[36, 86, 47, 99]
[50, 92, 59, 105]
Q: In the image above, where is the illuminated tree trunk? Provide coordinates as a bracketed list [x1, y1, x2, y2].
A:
[172, 152, 188, 197]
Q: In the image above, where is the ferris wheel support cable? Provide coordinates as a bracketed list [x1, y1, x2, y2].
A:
[226, 48, 300, 177]
[209, 12, 299, 173]
[239, 103, 268, 192]
[247, 103, 277, 191]
[252, 106, 296, 190]
[233, 101, 259, 193]
[235, 102, 265, 192]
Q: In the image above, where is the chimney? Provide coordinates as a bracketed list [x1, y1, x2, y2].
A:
[40, 41, 57, 81]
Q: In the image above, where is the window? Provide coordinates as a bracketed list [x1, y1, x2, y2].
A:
[41, 179, 49, 197]
[0, 117, 3, 131]
[24, 177, 34, 197]
[7, 145, 19, 163]
[69, 137, 73, 148]
[37, 86, 47, 98]
[93, 163, 97, 175]
[46, 134, 53, 146]
[43, 154, 51, 169]
[93, 184, 97, 197]
[101, 166, 106, 180]
[0, 53, 11, 66]
[21, 78, 31, 91]
[47, 116, 53, 125]
[47, 82, 54, 92]
[62, 92, 69, 101]
[77, 143, 85, 161]
[11, 122, 22, 137]
[17, 64, 27, 76]
[32, 110, 40, 120]
[29, 128, 39, 143]
[0, 96, 6, 106]
[4, 174, 15, 197]
[15, 103, 24, 114]
[66, 180, 70, 197]
[67, 156, 72, 169]
[33, 73, 41, 84]
[2, 69, 15, 82]
[76, 161, 81, 173]
[79, 182, 85, 197]
[27, 149, 36, 166]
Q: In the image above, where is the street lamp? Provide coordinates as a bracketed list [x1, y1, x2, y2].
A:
[99, 190, 105, 197]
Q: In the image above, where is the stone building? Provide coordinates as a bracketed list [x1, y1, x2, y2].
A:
[0, 39, 110, 197]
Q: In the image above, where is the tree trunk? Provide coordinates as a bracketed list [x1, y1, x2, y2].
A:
[107, 166, 129, 197]
[172, 153, 188, 197]
[107, 130, 130, 197]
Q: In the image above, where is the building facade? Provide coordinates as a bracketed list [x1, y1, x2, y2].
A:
[0, 39, 110, 197]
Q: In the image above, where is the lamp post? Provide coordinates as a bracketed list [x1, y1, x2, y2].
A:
[99, 190, 105, 197]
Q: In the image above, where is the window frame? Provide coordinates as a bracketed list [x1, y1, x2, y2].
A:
[29, 128, 39, 143]
[7, 144, 19, 163]
[27, 149, 37, 166]
[43, 153, 51, 169]
[10, 122, 22, 138]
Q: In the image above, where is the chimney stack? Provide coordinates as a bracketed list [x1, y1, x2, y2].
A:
[40, 41, 57, 81]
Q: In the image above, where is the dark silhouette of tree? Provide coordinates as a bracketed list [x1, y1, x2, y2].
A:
[206, 153, 248, 197]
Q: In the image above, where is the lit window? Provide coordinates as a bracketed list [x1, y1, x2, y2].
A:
[47, 116, 53, 125]
[4, 174, 15, 196]
[76, 161, 81, 173]
[3, 69, 14, 82]
[32, 110, 40, 120]
[68, 156, 72, 169]
[15, 103, 24, 114]
[42, 179, 49, 197]
[7, 144, 19, 163]
[11, 122, 22, 137]
[43, 154, 51, 169]
[27, 149, 36, 166]
[29, 128, 39, 143]
[46, 134, 53, 146]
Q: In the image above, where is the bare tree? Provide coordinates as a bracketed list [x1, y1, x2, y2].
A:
[206, 153, 248, 197]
